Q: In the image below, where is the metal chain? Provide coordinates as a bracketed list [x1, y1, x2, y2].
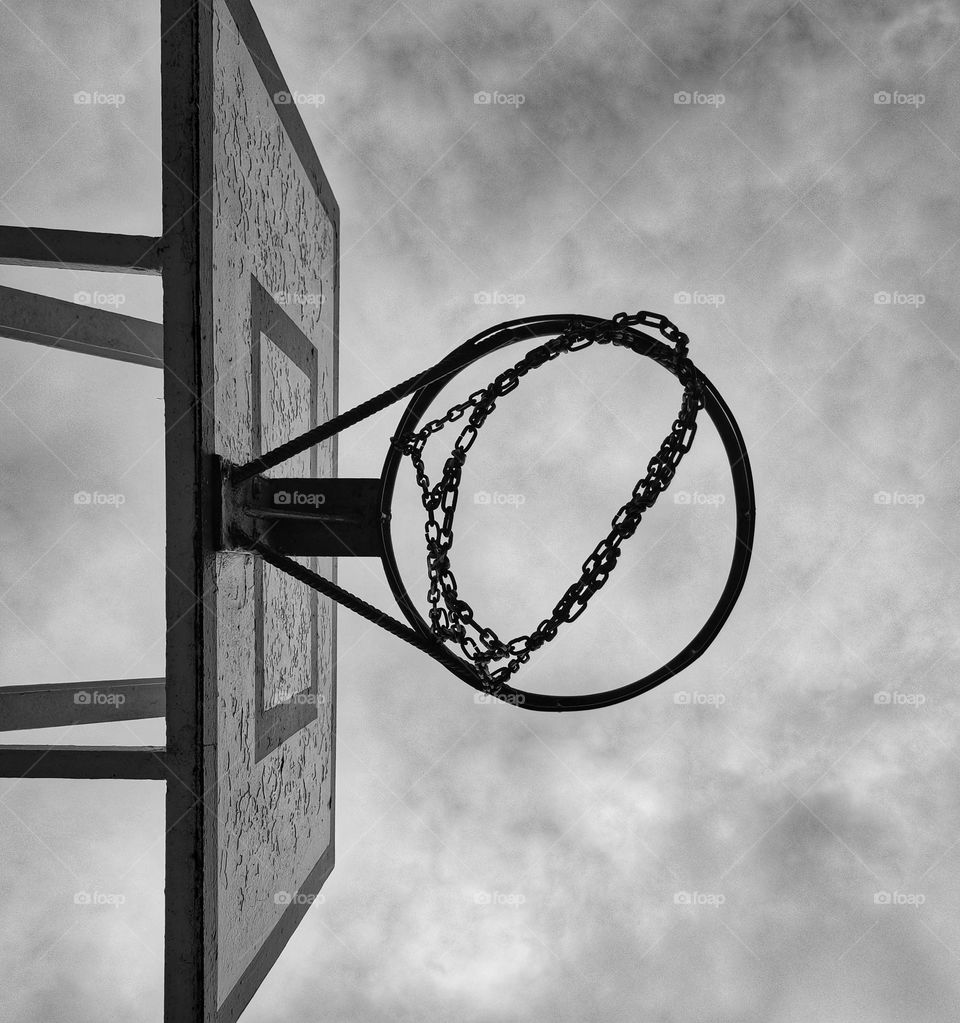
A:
[391, 311, 705, 685]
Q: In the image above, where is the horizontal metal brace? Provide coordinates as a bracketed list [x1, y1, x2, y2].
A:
[0, 286, 163, 367]
[0, 678, 165, 731]
[0, 225, 163, 275]
[0, 745, 169, 780]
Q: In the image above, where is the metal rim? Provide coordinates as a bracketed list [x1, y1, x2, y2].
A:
[377, 315, 756, 712]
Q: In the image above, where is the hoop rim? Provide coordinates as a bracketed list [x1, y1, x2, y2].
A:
[377, 314, 756, 712]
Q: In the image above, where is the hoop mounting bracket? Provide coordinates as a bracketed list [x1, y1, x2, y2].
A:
[217, 456, 385, 557]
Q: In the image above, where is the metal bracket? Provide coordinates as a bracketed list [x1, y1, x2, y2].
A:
[218, 456, 385, 557]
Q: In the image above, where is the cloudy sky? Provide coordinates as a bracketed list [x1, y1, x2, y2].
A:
[2, 0, 960, 1019]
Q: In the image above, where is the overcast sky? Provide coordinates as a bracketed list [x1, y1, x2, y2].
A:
[1, 0, 960, 1020]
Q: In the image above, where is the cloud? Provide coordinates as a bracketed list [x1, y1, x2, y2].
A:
[2, 0, 960, 1019]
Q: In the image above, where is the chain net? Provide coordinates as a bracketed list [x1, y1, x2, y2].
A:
[391, 311, 704, 686]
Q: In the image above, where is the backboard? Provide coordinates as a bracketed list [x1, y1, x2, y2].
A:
[161, 2, 338, 1020]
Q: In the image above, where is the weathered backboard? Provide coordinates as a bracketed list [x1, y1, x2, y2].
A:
[161, 1, 338, 1020]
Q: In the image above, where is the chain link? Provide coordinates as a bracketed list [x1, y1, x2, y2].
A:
[391, 311, 704, 687]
